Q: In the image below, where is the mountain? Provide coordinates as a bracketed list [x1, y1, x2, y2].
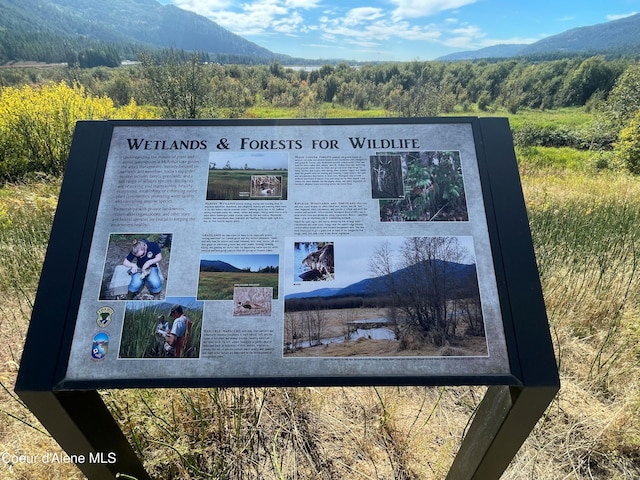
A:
[0, 0, 276, 63]
[286, 260, 477, 301]
[518, 13, 640, 56]
[285, 288, 343, 300]
[200, 260, 243, 273]
[437, 13, 640, 61]
[436, 44, 527, 61]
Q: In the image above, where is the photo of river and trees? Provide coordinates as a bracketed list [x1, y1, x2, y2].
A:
[283, 236, 487, 357]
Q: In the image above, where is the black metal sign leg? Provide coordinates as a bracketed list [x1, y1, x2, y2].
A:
[17, 390, 152, 480]
[447, 385, 558, 480]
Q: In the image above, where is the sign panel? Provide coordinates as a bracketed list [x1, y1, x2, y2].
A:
[54, 118, 515, 387]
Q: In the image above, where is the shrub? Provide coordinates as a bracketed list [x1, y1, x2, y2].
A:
[512, 121, 612, 150]
[0, 82, 156, 182]
[477, 93, 491, 111]
[614, 109, 640, 175]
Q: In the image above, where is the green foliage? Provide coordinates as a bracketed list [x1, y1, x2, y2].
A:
[66, 46, 121, 68]
[477, 93, 491, 111]
[615, 109, 640, 174]
[380, 151, 467, 222]
[513, 122, 591, 149]
[1, 56, 634, 127]
[602, 62, 640, 131]
[138, 51, 212, 119]
[557, 56, 621, 106]
[0, 28, 131, 66]
[1, 56, 638, 180]
[0, 81, 156, 182]
[516, 146, 607, 172]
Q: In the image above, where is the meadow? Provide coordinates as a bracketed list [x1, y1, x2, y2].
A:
[1, 110, 639, 479]
[197, 271, 279, 300]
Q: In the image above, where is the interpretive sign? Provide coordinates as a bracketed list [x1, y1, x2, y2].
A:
[55, 118, 518, 387]
[16, 117, 558, 480]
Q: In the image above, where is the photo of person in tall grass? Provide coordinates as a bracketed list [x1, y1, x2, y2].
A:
[118, 297, 202, 359]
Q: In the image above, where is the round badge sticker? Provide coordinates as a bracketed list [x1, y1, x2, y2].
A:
[91, 332, 109, 361]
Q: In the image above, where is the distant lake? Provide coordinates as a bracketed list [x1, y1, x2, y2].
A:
[288, 66, 321, 72]
[287, 65, 361, 72]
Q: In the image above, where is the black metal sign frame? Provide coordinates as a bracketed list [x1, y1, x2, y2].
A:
[15, 117, 558, 480]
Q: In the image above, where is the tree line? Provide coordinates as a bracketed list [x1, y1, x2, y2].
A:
[1, 51, 630, 114]
[2, 52, 640, 181]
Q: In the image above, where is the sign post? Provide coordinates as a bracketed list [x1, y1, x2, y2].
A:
[16, 117, 558, 479]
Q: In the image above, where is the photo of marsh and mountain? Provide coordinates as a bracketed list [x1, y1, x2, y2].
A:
[206, 151, 288, 200]
[284, 236, 486, 358]
[198, 254, 279, 300]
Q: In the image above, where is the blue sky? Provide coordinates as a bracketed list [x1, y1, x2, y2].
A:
[168, 0, 639, 61]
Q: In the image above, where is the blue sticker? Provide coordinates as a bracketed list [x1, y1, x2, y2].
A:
[91, 332, 109, 361]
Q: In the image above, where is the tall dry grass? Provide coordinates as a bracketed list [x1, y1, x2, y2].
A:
[0, 179, 86, 479]
[513, 170, 640, 479]
[1, 165, 640, 479]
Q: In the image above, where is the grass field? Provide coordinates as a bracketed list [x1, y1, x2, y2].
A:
[1, 111, 640, 478]
[197, 271, 279, 300]
[245, 103, 390, 119]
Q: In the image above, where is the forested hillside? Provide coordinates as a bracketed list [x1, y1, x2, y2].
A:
[438, 13, 640, 61]
[0, 0, 276, 66]
[520, 12, 640, 57]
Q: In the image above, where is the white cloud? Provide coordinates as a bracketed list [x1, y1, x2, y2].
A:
[442, 24, 485, 48]
[390, 0, 478, 20]
[243, 0, 288, 18]
[172, 0, 233, 17]
[284, 0, 321, 8]
[393, 23, 442, 41]
[606, 12, 637, 21]
[173, 0, 307, 36]
[343, 7, 386, 26]
[319, 8, 443, 46]
[170, 0, 485, 58]
[272, 11, 304, 34]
